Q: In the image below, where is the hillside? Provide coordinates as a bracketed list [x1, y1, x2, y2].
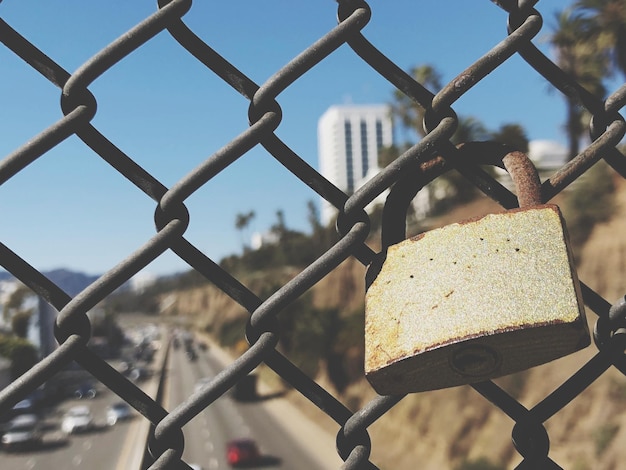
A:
[157, 176, 626, 469]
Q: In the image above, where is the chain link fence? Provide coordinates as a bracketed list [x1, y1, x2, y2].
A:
[1, 0, 626, 468]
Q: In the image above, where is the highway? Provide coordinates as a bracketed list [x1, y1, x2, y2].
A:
[0, 315, 164, 470]
[166, 342, 337, 469]
[0, 314, 342, 469]
[0, 379, 138, 470]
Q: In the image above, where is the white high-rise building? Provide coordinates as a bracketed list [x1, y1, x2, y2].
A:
[317, 104, 393, 225]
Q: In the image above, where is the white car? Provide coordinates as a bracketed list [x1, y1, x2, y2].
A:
[61, 405, 94, 434]
[106, 402, 133, 426]
[1, 414, 42, 450]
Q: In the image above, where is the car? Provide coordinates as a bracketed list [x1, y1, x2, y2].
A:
[12, 398, 35, 414]
[226, 438, 261, 467]
[106, 402, 133, 426]
[73, 382, 97, 399]
[61, 405, 94, 434]
[118, 359, 133, 375]
[2, 397, 37, 422]
[128, 366, 149, 382]
[185, 347, 197, 361]
[1, 414, 42, 451]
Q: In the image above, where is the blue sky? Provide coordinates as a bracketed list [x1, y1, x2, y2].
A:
[0, 0, 611, 277]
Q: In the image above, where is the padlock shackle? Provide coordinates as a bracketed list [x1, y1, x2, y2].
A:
[381, 155, 449, 249]
[380, 142, 542, 250]
[500, 151, 542, 208]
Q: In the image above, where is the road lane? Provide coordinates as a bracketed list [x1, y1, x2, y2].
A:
[166, 343, 340, 469]
[0, 316, 167, 470]
[168, 346, 239, 469]
[0, 384, 136, 470]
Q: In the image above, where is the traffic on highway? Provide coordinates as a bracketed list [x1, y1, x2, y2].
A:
[0, 323, 160, 469]
[165, 329, 333, 469]
[1, 319, 339, 469]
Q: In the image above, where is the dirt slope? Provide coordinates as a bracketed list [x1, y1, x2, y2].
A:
[161, 178, 626, 469]
[363, 177, 626, 470]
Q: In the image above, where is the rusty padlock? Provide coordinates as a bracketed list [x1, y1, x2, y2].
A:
[365, 145, 590, 395]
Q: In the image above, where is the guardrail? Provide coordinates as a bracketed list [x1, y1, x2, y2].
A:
[114, 328, 170, 470]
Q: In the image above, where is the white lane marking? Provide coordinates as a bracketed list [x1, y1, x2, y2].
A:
[72, 455, 83, 466]
[25, 458, 36, 469]
[208, 457, 219, 469]
[82, 439, 92, 450]
[204, 441, 214, 453]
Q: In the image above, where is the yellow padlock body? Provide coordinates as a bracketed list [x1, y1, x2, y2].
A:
[365, 204, 589, 395]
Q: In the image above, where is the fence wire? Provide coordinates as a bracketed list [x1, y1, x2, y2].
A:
[1, 1, 626, 469]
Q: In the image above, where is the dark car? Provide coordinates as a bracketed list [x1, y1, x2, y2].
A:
[226, 438, 261, 467]
[186, 347, 197, 362]
[128, 366, 149, 382]
[73, 383, 97, 399]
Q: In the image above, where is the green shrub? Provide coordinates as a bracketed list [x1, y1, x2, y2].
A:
[0, 335, 38, 379]
[562, 160, 616, 251]
[594, 423, 619, 456]
[218, 316, 248, 348]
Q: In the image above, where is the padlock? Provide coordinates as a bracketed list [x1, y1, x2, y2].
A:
[364, 145, 590, 395]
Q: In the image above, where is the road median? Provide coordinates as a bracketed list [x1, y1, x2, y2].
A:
[115, 325, 170, 470]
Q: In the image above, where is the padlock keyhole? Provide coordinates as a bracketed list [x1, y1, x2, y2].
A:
[450, 344, 501, 378]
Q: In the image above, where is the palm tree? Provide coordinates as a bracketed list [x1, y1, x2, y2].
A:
[451, 116, 490, 145]
[490, 123, 529, 153]
[390, 64, 443, 140]
[235, 210, 255, 251]
[550, 8, 609, 159]
[576, 0, 626, 78]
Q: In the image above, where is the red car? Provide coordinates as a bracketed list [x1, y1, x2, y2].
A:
[226, 438, 261, 467]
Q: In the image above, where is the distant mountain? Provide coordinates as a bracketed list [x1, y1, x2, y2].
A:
[44, 269, 100, 296]
[0, 269, 100, 296]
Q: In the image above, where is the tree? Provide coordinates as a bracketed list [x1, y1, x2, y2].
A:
[490, 123, 529, 152]
[11, 310, 32, 338]
[306, 200, 322, 236]
[550, 8, 608, 160]
[0, 335, 38, 379]
[435, 116, 493, 212]
[387, 64, 532, 216]
[234, 210, 255, 252]
[562, 159, 616, 251]
[271, 209, 287, 241]
[378, 144, 401, 169]
[390, 64, 443, 140]
[3, 284, 31, 323]
[451, 116, 490, 145]
[306, 200, 330, 256]
[576, 0, 626, 78]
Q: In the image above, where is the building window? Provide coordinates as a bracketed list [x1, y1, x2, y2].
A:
[375, 119, 383, 150]
[360, 120, 368, 178]
[345, 120, 354, 192]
